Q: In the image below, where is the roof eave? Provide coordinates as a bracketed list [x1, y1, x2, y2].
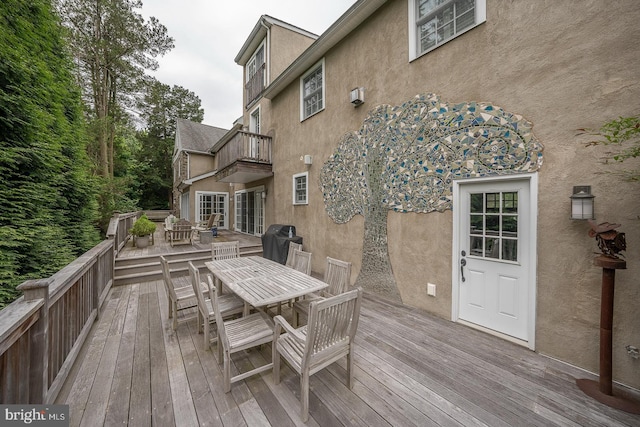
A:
[235, 15, 319, 66]
[262, 0, 388, 100]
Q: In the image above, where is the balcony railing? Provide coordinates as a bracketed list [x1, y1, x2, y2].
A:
[245, 63, 265, 107]
[216, 130, 272, 172]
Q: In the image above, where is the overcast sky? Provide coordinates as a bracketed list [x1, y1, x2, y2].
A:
[140, 0, 356, 129]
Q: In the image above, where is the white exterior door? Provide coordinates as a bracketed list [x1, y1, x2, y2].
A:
[453, 176, 537, 346]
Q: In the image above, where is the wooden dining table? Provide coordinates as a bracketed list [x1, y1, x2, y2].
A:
[205, 256, 328, 315]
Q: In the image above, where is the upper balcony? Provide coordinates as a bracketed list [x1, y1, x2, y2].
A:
[213, 129, 273, 184]
[245, 62, 266, 107]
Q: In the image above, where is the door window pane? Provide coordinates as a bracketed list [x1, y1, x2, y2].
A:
[468, 190, 519, 262]
[470, 193, 483, 213]
[502, 239, 517, 261]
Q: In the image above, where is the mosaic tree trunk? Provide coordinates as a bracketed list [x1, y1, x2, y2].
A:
[320, 94, 544, 302]
[357, 142, 400, 300]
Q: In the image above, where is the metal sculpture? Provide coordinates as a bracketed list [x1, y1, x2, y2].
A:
[587, 220, 626, 258]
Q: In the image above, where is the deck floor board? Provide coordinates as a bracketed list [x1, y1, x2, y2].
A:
[55, 230, 640, 426]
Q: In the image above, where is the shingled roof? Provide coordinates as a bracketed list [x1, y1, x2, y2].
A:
[175, 118, 228, 155]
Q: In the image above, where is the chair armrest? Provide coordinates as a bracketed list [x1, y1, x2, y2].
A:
[273, 315, 305, 342]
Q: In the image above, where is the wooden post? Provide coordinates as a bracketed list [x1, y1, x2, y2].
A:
[16, 278, 52, 404]
[576, 255, 640, 414]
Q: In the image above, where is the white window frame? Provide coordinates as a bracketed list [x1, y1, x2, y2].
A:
[292, 172, 309, 205]
[234, 185, 266, 236]
[408, 0, 486, 61]
[195, 191, 228, 229]
[246, 40, 265, 84]
[249, 106, 260, 134]
[299, 58, 325, 121]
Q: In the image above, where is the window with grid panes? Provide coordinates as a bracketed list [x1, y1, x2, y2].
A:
[410, 0, 485, 59]
[293, 172, 308, 205]
[468, 191, 518, 262]
[300, 59, 324, 120]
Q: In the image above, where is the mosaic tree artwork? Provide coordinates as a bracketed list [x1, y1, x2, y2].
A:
[320, 93, 544, 301]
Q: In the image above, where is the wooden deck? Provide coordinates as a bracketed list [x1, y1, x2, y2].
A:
[53, 230, 640, 426]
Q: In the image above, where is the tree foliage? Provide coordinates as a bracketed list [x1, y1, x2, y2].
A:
[0, 0, 100, 308]
[56, 0, 175, 233]
[135, 80, 204, 209]
[580, 116, 640, 181]
[57, 0, 174, 178]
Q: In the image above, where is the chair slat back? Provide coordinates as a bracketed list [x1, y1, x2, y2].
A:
[292, 250, 312, 275]
[323, 257, 352, 296]
[202, 212, 220, 229]
[173, 219, 192, 239]
[160, 256, 177, 300]
[304, 288, 363, 368]
[212, 241, 240, 260]
[210, 279, 229, 349]
[285, 242, 302, 268]
[188, 262, 208, 314]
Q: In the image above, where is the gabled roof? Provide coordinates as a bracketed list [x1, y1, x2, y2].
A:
[235, 15, 318, 66]
[263, 0, 388, 99]
[174, 119, 228, 156]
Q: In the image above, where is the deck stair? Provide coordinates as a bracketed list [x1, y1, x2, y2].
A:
[114, 242, 263, 286]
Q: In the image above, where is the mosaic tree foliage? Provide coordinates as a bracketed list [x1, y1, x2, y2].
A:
[320, 94, 544, 301]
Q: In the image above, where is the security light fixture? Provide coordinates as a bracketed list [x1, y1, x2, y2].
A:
[350, 87, 364, 106]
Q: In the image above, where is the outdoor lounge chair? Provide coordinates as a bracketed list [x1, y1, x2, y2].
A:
[195, 212, 220, 232]
[167, 218, 193, 247]
[273, 287, 363, 422]
[293, 256, 352, 327]
[187, 262, 244, 350]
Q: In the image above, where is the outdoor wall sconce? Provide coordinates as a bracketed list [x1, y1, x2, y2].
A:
[570, 185, 595, 220]
[303, 154, 313, 165]
[350, 87, 365, 107]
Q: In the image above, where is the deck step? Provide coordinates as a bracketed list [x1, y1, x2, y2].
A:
[114, 248, 263, 286]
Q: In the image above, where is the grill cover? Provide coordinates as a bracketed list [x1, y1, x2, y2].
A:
[261, 224, 303, 264]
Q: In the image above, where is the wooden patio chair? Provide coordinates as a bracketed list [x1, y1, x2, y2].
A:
[285, 242, 303, 268]
[160, 255, 204, 330]
[167, 218, 193, 247]
[291, 249, 312, 275]
[195, 212, 220, 232]
[273, 287, 363, 422]
[211, 273, 274, 393]
[163, 214, 175, 239]
[293, 256, 352, 327]
[187, 262, 244, 350]
[211, 240, 240, 260]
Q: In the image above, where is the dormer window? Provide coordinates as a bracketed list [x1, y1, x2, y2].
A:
[245, 42, 266, 106]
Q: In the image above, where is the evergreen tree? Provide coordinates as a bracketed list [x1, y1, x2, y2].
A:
[0, 0, 100, 307]
[135, 80, 204, 209]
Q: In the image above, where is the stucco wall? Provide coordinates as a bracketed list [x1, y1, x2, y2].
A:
[188, 152, 215, 178]
[267, 0, 640, 388]
[269, 25, 315, 83]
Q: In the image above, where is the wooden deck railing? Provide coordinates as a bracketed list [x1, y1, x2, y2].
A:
[106, 211, 140, 253]
[245, 62, 265, 107]
[0, 210, 142, 404]
[216, 130, 272, 171]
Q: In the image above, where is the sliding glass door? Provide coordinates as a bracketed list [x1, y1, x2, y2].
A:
[234, 186, 265, 236]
